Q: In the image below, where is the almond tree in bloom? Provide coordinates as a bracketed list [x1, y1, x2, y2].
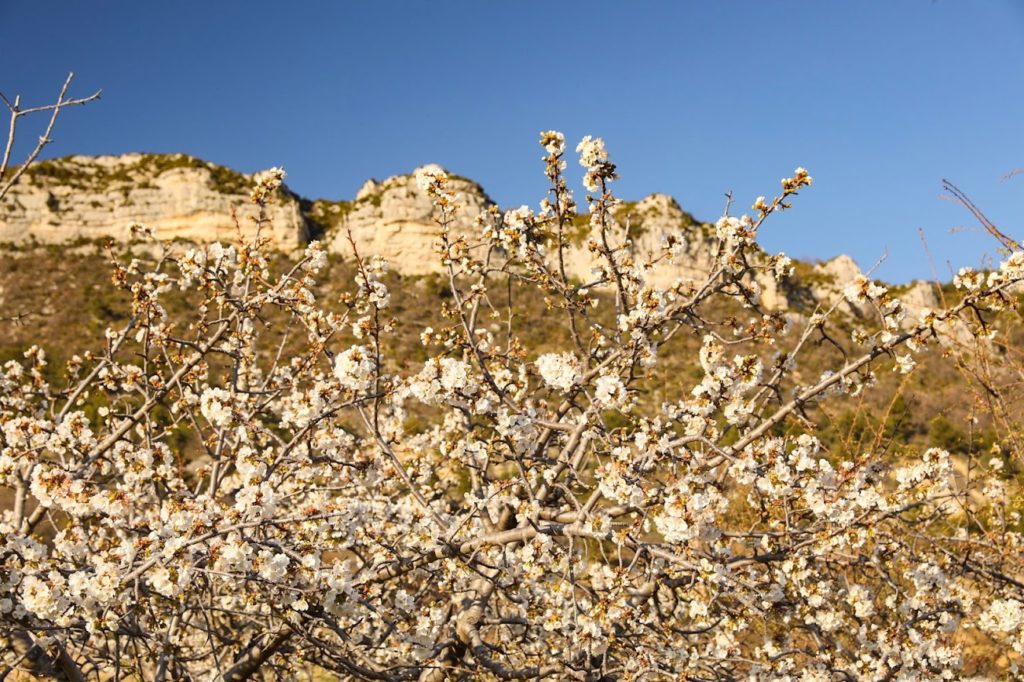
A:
[3, 131, 1024, 681]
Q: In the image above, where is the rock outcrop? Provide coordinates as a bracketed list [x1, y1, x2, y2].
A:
[794, 254, 941, 322]
[322, 176, 792, 308]
[0, 153, 941, 319]
[584, 193, 790, 309]
[0, 154, 308, 248]
[327, 166, 494, 273]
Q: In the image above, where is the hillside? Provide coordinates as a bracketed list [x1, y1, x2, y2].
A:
[0, 153, 993, 458]
[0, 227, 1011, 466]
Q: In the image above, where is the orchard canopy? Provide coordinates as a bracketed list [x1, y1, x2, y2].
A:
[2, 132, 1024, 681]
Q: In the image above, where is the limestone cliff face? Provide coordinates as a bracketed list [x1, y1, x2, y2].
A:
[578, 193, 790, 310]
[558, 193, 713, 288]
[327, 167, 494, 273]
[796, 254, 941, 322]
[327, 177, 790, 308]
[0, 154, 308, 248]
[0, 153, 939, 318]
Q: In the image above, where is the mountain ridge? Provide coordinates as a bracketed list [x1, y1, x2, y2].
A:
[0, 152, 941, 317]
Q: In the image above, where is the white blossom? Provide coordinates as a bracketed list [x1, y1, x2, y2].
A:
[536, 352, 581, 392]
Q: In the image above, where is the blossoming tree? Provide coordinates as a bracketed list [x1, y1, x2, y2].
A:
[2, 131, 1024, 681]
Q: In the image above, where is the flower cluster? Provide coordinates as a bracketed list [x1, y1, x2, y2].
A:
[492, 205, 538, 258]
[415, 163, 457, 211]
[535, 351, 580, 392]
[250, 166, 286, 204]
[577, 135, 617, 192]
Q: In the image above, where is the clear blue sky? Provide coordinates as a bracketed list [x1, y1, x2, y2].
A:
[2, 1, 1022, 281]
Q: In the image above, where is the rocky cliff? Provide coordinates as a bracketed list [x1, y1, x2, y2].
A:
[0, 154, 308, 248]
[0, 153, 941, 316]
[323, 167, 493, 272]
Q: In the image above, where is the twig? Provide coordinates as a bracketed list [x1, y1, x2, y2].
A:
[0, 72, 102, 200]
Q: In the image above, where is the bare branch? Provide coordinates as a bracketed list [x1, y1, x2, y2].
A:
[0, 71, 101, 201]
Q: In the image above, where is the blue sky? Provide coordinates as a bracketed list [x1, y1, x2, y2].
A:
[1, 1, 1022, 281]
